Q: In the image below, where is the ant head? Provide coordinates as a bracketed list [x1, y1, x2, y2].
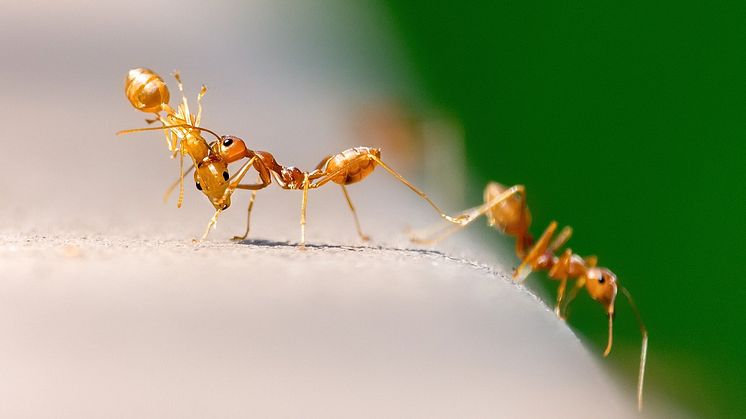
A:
[125, 68, 170, 113]
[585, 267, 618, 315]
[194, 157, 232, 210]
[214, 135, 249, 164]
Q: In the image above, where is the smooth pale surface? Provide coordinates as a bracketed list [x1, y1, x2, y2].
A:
[0, 234, 638, 418]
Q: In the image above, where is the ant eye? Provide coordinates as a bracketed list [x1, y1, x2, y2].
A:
[196, 181, 202, 191]
[223, 171, 230, 181]
[598, 274, 605, 284]
[222, 138, 233, 147]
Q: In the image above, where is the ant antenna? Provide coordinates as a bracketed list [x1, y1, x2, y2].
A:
[116, 124, 222, 142]
[619, 285, 648, 412]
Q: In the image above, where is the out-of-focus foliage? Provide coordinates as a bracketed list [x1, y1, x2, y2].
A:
[383, 1, 746, 417]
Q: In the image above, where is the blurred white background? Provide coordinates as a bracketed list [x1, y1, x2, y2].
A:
[0, 0, 468, 244]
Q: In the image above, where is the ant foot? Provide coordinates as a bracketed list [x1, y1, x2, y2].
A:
[231, 235, 248, 241]
[451, 214, 471, 225]
[554, 307, 567, 320]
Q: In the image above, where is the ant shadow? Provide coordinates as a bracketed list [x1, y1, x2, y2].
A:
[233, 238, 447, 258]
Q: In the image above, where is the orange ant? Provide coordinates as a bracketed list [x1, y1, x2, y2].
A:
[411, 182, 648, 411]
[123, 68, 210, 209]
[119, 68, 469, 244]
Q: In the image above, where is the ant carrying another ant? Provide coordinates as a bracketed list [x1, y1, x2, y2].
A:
[120, 68, 468, 245]
[411, 182, 648, 411]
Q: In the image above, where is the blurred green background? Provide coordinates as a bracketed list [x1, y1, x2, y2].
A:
[383, 1, 745, 417]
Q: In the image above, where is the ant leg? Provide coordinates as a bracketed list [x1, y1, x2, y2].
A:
[366, 155, 468, 225]
[163, 163, 196, 205]
[230, 172, 271, 241]
[195, 85, 207, 126]
[549, 226, 573, 253]
[584, 255, 598, 268]
[550, 249, 573, 317]
[409, 206, 479, 245]
[410, 185, 525, 244]
[513, 221, 558, 282]
[177, 149, 185, 207]
[232, 190, 258, 241]
[225, 157, 259, 192]
[194, 157, 260, 242]
[300, 173, 310, 249]
[197, 208, 223, 241]
[340, 185, 370, 241]
[172, 71, 192, 123]
[555, 279, 568, 318]
[559, 278, 586, 319]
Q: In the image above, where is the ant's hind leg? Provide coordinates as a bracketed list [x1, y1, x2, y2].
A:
[367, 155, 468, 225]
[410, 185, 526, 245]
[409, 205, 480, 245]
[341, 185, 370, 241]
[195, 85, 207, 126]
[232, 190, 258, 241]
[172, 71, 193, 123]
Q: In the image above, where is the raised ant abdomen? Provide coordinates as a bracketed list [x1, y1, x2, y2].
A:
[125, 68, 171, 114]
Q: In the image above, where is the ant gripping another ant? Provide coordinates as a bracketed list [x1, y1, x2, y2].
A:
[410, 182, 648, 411]
[119, 68, 469, 245]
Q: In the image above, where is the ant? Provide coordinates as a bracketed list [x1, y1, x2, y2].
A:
[123, 68, 210, 209]
[119, 68, 469, 244]
[410, 182, 648, 411]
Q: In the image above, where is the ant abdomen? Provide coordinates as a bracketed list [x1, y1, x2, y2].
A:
[324, 147, 381, 185]
[125, 68, 170, 113]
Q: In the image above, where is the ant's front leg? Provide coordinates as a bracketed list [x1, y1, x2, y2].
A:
[196, 208, 224, 242]
[194, 156, 259, 242]
[559, 278, 586, 319]
[410, 185, 526, 245]
[231, 159, 273, 241]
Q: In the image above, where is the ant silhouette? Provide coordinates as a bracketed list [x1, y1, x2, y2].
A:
[411, 182, 648, 411]
[120, 68, 468, 245]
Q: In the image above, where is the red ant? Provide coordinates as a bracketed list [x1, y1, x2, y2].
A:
[411, 182, 648, 411]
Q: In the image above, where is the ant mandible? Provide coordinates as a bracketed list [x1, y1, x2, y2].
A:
[410, 182, 648, 411]
[119, 68, 468, 245]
